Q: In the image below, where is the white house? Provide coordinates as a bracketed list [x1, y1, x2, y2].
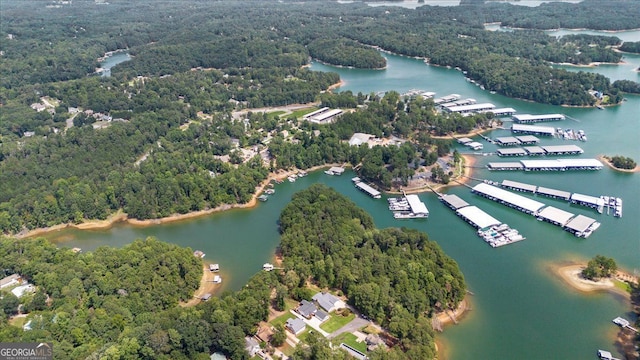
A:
[312, 292, 346, 313]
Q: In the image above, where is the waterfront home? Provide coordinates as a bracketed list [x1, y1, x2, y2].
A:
[244, 337, 260, 358]
[297, 299, 318, 319]
[0, 274, 21, 289]
[312, 292, 346, 313]
[286, 318, 306, 335]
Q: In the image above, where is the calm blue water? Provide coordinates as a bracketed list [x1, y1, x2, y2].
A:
[47, 29, 640, 360]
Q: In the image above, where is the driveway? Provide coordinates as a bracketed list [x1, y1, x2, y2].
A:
[327, 317, 370, 339]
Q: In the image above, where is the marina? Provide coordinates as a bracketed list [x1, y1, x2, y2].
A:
[511, 123, 556, 136]
[439, 194, 524, 247]
[387, 194, 429, 218]
[496, 145, 583, 156]
[471, 183, 601, 238]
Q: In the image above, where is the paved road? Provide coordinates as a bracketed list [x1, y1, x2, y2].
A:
[327, 316, 370, 339]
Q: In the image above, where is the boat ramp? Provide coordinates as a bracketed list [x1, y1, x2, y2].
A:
[439, 194, 524, 247]
[471, 183, 601, 238]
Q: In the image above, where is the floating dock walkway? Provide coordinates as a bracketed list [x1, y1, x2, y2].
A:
[439, 194, 525, 247]
[471, 183, 601, 238]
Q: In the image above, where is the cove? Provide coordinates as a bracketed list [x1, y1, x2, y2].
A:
[46, 46, 639, 359]
[98, 51, 131, 77]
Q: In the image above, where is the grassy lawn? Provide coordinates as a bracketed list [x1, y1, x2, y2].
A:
[9, 316, 26, 328]
[267, 110, 286, 119]
[280, 343, 295, 356]
[270, 312, 295, 328]
[290, 108, 317, 119]
[284, 298, 298, 311]
[614, 279, 632, 293]
[296, 328, 314, 342]
[331, 332, 367, 354]
[320, 313, 355, 333]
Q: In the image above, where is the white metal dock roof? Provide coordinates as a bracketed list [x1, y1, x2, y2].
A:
[570, 193, 604, 206]
[497, 148, 527, 156]
[537, 206, 575, 226]
[565, 214, 597, 233]
[511, 124, 556, 135]
[501, 180, 537, 192]
[482, 107, 516, 115]
[515, 135, 540, 143]
[536, 187, 571, 200]
[446, 103, 495, 113]
[557, 158, 603, 168]
[440, 194, 469, 210]
[406, 194, 429, 215]
[355, 182, 380, 197]
[524, 146, 546, 155]
[456, 206, 502, 229]
[512, 114, 565, 122]
[495, 136, 519, 144]
[540, 145, 584, 154]
[457, 137, 473, 144]
[487, 162, 524, 170]
[303, 107, 330, 119]
[520, 159, 566, 169]
[472, 183, 546, 213]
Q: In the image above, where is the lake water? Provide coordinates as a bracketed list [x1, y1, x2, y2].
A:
[46, 31, 640, 359]
[98, 52, 131, 77]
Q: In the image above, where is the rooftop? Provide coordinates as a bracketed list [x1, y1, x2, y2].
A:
[537, 206, 575, 226]
[565, 214, 597, 233]
[456, 205, 502, 229]
[472, 183, 546, 213]
[440, 194, 469, 210]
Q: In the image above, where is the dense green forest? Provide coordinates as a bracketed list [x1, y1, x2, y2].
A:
[0, 236, 279, 359]
[307, 38, 387, 69]
[279, 184, 466, 359]
[1, 0, 639, 233]
[0, 189, 467, 359]
[619, 41, 640, 54]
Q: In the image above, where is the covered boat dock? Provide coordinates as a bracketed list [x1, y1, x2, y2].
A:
[540, 145, 584, 155]
[405, 194, 429, 217]
[536, 187, 571, 201]
[440, 194, 470, 210]
[536, 206, 575, 226]
[497, 148, 527, 157]
[515, 135, 540, 145]
[495, 136, 520, 146]
[456, 206, 501, 230]
[355, 182, 381, 199]
[511, 124, 556, 136]
[564, 214, 599, 238]
[501, 180, 537, 193]
[523, 146, 547, 156]
[472, 183, 545, 215]
[512, 113, 565, 123]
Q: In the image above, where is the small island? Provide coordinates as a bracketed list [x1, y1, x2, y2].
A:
[602, 155, 638, 172]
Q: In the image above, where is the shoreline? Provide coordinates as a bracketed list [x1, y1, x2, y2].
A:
[551, 262, 637, 296]
[434, 296, 472, 331]
[598, 155, 639, 173]
[17, 164, 347, 239]
[15, 129, 486, 239]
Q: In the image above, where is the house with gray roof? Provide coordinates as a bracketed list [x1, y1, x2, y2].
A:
[297, 299, 318, 318]
[312, 292, 346, 313]
[285, 318, 306, 335]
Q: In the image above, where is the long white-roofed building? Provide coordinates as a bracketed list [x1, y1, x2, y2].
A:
[472, 183, 545, 215]
[405, 194, 429, 217]
[444, 103, 495, 114]
[511, 124, 556, 136]
[456, 206, 501, 230]
[512, 114, 565, 123]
